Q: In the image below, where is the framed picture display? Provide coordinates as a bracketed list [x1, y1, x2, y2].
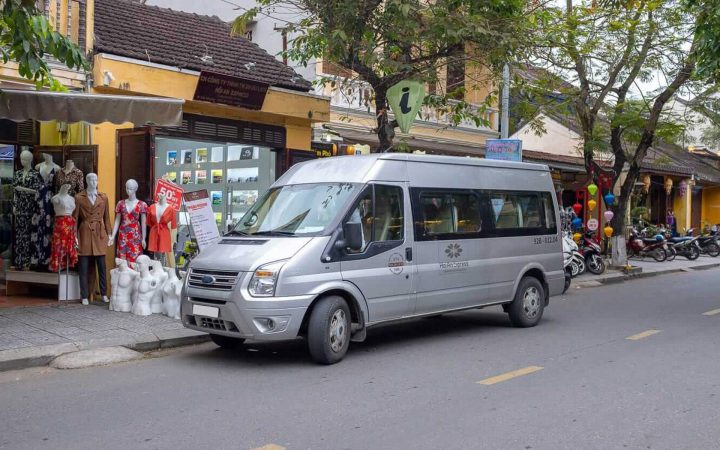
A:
[211, 191, 222, 206]
[165, 172, 177, 183]
[196, 170, 207, 184]
[181, 170, 192, 185]
[181, 149, 193, 165]
[212, 169, 223, 183]
[196, 148, 208, 163]
[211, 146, 224, 163]
[167, 151, 178, 166]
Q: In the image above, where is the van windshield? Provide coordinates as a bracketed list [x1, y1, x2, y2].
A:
[230, 183, 359, 236]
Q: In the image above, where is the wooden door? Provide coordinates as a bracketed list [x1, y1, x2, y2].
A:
[117, 128, 155, 204]
[692, 188, 703, 230]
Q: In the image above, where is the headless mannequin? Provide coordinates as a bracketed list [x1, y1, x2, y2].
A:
[162, 268, 182, 319]
[109, 179, 147, 249]
[77, 173, 110, 305]
[36, 153, 60, 182]
[110, 258, 138, 313]
[131, 255, 155, 316]
[153, 194, 172, 263]
[13, 151, 36, 208]
[63, 159, 75, 175]
[149, 260, 168, 314]
[51, 184, 75, 215]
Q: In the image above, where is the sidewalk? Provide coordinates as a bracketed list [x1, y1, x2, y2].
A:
[0, 303, 208, 371]
[574, 254, 720, 288]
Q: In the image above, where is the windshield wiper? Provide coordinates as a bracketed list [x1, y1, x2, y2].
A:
[252, 230, 296, 236]
[224, 230, 249, 236]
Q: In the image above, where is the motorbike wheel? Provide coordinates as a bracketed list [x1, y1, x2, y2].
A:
[576, 257, 587, 275]
[685, 244, 700, 261]
[651, 247, 667, 262]
[563, 269, 572, 294]
[570, 261, 580, 278]
[705, 242, 720, 257]
[665, 246, 677, 262]
[586, 254, 606, 275]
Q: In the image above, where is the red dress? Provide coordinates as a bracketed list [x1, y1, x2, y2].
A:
[49, 216, 78, 272]
[147, 204, 177, 253]
[114, 199, 148, 263]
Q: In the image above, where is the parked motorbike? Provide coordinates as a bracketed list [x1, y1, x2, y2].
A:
[661, 228, 700, 261]
[563, 232, 586, 277]
[579, 232, 605, 274]
[562, 235, 573, 293]
[627, 228, 667, 261]
[687, 228, 720, 257]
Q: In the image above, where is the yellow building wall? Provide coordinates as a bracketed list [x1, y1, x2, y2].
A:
[39, 122, 88, 146]
[673, 192, 688, 232]
[702, 187, 720, 226]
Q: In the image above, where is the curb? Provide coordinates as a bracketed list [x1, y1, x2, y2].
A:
[0, 329, 210, 373]
[575, 262, 720, 289]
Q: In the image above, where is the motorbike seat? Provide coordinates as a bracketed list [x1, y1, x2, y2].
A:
[642, 238, 660, 244]
[669, 237, 691, 243]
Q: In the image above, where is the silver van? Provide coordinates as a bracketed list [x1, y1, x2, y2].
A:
[181, 154, 564, 364]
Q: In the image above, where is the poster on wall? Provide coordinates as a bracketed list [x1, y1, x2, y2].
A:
[183, 190, 221, 250]
[196, 170, 207, 184]
[167, 151, 178, 166]
[181, 149, 193, 164]
[181, 171, 192, 185]
[154, 178, 184, 211]
[196, 148, 208, 163]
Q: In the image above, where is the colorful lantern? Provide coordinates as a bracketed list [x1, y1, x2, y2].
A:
[678, 179, 688, 197]
[664, 177, 673, 195]
[588, 199, 597, 210]
[604, 210, 614, 222]
[642, 175, 651, 193]
[604, 226, 614, 238]
[587, 183, 598, 196]
[573, 232, 582, 242]
[572, 203, 583, 216]
[572, 217, 583, 229]
[604, 192, 615, 206]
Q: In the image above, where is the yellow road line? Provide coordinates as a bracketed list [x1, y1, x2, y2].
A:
[251, 445, 286, 450]
[702, 308, 720, 316]
[626, 329, 661, 341]
[476, 366, 543, 385]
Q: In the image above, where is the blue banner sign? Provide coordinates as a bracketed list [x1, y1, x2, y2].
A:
[485, 139, 522, 162]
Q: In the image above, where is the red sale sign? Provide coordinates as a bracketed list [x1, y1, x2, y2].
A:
[154, 178, 184, 211]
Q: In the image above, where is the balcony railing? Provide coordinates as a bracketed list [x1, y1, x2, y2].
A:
[315, 79, 499, 133]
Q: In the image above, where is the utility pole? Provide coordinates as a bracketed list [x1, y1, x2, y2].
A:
[501, 63, 510, 139]
[273, 25, 289, 66]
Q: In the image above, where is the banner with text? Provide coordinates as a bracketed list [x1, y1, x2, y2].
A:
[182, 190, 220, 250]
[154, 178, 184, 211]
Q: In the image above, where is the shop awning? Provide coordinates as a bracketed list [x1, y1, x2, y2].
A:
[0, 89, 184, 126]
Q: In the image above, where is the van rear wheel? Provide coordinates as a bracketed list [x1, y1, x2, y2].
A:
[507, 277, 545, 328]
[210, 334, 245, 349]
[307, 295, 351, 364]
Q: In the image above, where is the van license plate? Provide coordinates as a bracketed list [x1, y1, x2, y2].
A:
[193, 304, 219, 318]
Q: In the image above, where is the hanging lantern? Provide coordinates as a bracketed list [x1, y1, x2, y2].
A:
[678, 179, 688, 197]
[604, 192, 615, 206]
[664, 177, 673, 195]
[572, 217, 583, 229]
[642, 175, 651, 193]
[604, 226, 614, 238]
[572, 203, 583, 216]
[604, 210, 614, 222]
[588, 199, 597, 210]
[587, 183, 598, 196]
[573, 232, 582, 242]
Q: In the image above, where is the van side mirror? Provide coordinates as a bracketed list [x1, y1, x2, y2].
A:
[342, 221, 363, 251]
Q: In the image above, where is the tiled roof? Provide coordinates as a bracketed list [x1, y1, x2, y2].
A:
[93, 0, 312, 92]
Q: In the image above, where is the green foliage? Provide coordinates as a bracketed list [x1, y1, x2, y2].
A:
[0, 0, 87, 89]
[683, 0, 720, 82]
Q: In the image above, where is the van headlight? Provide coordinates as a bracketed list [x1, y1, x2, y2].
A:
[248, 260, 286, 297]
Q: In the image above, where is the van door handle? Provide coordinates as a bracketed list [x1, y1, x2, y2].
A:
[405, 247, 413, 261]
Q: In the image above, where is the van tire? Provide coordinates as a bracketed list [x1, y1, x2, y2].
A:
[307, 295, 351, 364]
[507, 277, 545, 328]
[210, 334, 245, 349]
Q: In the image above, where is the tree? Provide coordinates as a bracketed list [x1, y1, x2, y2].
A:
[234, 0, 529, 152]
[523, 0, 718, 246]
[0, 0, 87, 89]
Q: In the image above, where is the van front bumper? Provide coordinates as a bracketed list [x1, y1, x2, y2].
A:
[181, 291, 315, 341]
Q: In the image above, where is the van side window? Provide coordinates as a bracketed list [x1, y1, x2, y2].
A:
[541, 192, 558, 234]
[413, 191, 481, 240]
[347, 184, 404, 253]
[486, 191, 544, 235]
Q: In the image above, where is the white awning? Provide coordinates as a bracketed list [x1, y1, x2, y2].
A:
[0, 89, 184, 126]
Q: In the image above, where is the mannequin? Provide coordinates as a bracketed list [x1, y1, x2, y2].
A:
[149, 260, 168, 314]
[162, 268, 182, 319]
[109, 179, 147, 263]
[34, 153, 60, 267]
[74, 173, 111, 305]
[147, 193, 177, 263]
[109, 258, 138, 313]
[131, 255, 155, 316]
[54, 159, 84, 196]
[12, 150, 42, 269]
[48, 184, 78, 272]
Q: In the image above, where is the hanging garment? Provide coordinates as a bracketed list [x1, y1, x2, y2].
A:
[74, 190, 111, 256]
[115, 199, 148, 262]
[12, 169, 42, 269]
[49, 216, 78, 272]
[33, 167, 55, 267]
[147, 203, 177, 253]
[54, 167, 85, 196]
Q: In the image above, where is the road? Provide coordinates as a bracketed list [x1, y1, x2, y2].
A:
[2, 269, 720, 450]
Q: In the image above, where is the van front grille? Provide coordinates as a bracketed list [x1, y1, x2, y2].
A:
[192, 316, 238, 332]
[188, 269, 239, 291]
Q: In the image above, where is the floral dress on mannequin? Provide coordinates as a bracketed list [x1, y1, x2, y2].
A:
[115, 199, 148, 263]
[12, 169, 42, 269]
[33, 166, 56, 267]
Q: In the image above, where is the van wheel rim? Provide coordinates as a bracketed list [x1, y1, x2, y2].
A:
[329, 309, 347, 353]
[523, 287, 541, 319]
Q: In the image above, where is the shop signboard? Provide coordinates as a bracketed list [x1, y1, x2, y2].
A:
[485, 139, 523, 162]
[193, 71, 269, 110]
[183, 190, 221, 250]
[587, 218, 599, 231]
[155, 178, 184, 211]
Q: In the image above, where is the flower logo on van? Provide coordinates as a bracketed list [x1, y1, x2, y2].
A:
[445, 243, 463, 259]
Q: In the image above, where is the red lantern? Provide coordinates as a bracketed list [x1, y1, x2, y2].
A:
[572, 203, 583, 216]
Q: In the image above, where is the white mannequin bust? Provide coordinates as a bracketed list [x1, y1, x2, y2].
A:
[149, 260, 168, 314]
[51, 184, 75, 216]
[131, 255, 155, 316]
[110, 258, 138, 313]
[109, 179, 147, 248]
[36, 153, 60, 182]
[162, 268, 182, 319]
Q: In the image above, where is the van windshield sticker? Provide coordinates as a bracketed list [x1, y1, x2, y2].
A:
[491, 198, 504, 220]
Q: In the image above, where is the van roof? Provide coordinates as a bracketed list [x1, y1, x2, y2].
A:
[374, 153, 550, 171]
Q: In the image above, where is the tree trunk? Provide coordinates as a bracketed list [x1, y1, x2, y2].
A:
[374, 86, 395, 152]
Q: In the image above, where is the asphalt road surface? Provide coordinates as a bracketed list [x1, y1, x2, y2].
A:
[2, 269, 720, 450]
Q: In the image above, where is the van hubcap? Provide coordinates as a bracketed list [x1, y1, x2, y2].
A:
[329, 309, 347, 353]
[523, 287, 541, 319]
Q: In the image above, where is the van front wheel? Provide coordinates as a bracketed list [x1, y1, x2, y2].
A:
[307, 295, 351, 364]
[507, 277, 545, 328]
